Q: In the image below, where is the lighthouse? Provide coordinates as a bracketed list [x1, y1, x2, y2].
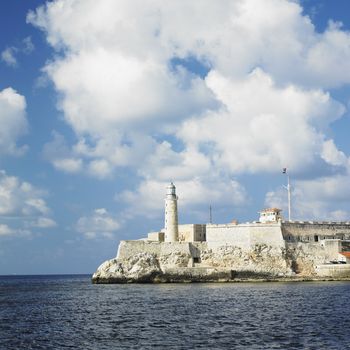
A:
[164, 182, 179, 242]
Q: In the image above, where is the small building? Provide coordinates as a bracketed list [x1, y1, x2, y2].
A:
[147, 225, 206, 243]
[147, 231, 165, 242]
[178, 224, 206, 242]
[259, 208, 282, 223]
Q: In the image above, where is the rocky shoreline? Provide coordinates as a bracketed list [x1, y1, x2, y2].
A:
[91, 250, 350, 284]
[92, 270, 350, 284]
[92, 275, 350, 284]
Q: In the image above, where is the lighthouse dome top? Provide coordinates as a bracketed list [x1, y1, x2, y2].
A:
[166, 182, 176, 196]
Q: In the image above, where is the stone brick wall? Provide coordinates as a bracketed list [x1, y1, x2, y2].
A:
[206, 223, 284, 250]
[117, 240, 192, 260]
[282, 222, 350, 242]
[178, 224, 206, 242]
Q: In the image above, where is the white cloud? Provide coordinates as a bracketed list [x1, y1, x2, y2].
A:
[305, 21, 350, 88]
[177, 68, 345, 174]
[265, 174, 350, 221]
[52, 158, 83, 173]
[23, 198, 49, 216]
[0, 224, 15, 236]
[43, 132, 83, 173]
[28, 0, 350, 220]
[87, 159, 112, 179]
[30, 217, 57, 228]
[28, 1, 349, 173]
[0, 171, 56, 237]
[1, 37, 34, 67]
[22, 36, 34, 54]
[139, 142, 211, 181]
[76, 208, 120, 239]
[0, 225, 31, 238]
[0, 171, 49, 216]
[43, 50, 215, 137]
[27, 0, 350, 88]
[1, 47, 17, 66]
[321, 139, 349, 167]
[119, 176, 246, 220]
[43, 131, 158, 178]
[0, 88, 28, 156]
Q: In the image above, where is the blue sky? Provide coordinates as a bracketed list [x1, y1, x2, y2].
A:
[1, 0, 350, 274]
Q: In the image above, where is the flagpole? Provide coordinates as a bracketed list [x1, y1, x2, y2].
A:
[287, 174, 291, 221]
[283, 168, 291, 221]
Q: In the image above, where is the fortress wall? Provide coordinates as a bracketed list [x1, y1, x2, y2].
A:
[178, 224, 194, 242]
[286, 240, 341, 265]
[206, 224, 251, 249]
[160, 242, 192, 256]
[320, 240, 342, 261]
[250, 224, 285, 248]
[282, 222, 350, 242]
[117, 241, 162, 259]
[315, 264, 350, 277]
[206, 223, 284, 250]
[117, 240, 192, 260]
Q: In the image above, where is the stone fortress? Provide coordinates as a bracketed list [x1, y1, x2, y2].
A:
[92, 183, 350, 283]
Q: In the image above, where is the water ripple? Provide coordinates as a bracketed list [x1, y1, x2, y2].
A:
[0, 276, 350, 349]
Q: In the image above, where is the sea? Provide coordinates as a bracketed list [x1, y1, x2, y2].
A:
[0, 275, 350, 350]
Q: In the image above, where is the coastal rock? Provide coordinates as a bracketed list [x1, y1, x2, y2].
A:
[92, 236, 350, 283]
[285, 243, 331, 276]
[92, 242, 295, 283]
[158, 251, 191, 267]
[92, 253, 161, 283]
[200, 244, 293, 277]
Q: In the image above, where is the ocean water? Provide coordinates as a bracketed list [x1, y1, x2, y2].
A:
[0, 275, 349, 350]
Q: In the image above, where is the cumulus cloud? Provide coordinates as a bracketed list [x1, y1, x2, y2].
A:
[43, 131, 156, 178]
[76, 208, 120, 239]
[22, 36, 34, 54]
[43, 131, 83, 173]
[0, 88, 28, 156]
[178, 68, 345, 174]
[0, 171, 56, 237]
[265, 174, 350, 221]
[27, 1, 350, 88]
[1, 47, 18, 66]
[28, 0, 350, 219]
[0, 224, 15, 236]
[321, 139, 349, 168]
[44, 50, 215, 136]
[30, 217, 57, 228]
[139, 142, 211, 181]
[1, 37, 34, 67]
[119, 176, 246, 220]
[52, 158, 83, 174]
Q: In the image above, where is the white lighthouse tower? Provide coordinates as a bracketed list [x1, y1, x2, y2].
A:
[164, 182, 179, 242]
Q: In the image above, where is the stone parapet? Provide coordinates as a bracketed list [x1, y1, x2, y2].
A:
[315, 264, 350, 278]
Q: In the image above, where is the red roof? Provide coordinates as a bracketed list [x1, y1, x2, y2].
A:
[259, 208, 282, 213]
[340, 252, 350, 258]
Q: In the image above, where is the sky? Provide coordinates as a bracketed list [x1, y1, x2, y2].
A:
[1, 0, 350, 274]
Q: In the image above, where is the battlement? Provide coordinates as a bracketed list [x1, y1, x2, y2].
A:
[282, 221, 350, 226]
[281, 221, 350, 243]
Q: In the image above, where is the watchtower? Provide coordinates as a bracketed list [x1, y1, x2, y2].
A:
[259, 208, 282, 223]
